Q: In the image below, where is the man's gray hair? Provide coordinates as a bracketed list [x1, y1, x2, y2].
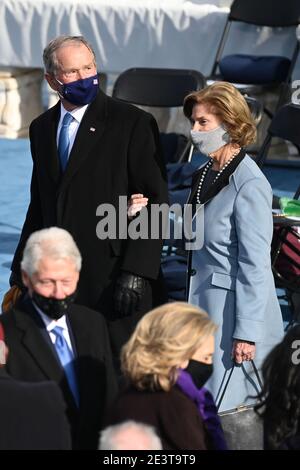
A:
[99, 420, 163, 450]
[21, 227, 82, 276]
[43, 35, 96, 75]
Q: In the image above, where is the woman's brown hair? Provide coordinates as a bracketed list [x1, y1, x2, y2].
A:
[183, 81, 257, 147]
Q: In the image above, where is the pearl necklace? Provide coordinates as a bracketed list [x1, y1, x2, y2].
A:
[196, 148, 241, 204]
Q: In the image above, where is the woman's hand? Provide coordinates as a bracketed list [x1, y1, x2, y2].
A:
[231, 340, 256, 364]
[127, 193, 148, 218]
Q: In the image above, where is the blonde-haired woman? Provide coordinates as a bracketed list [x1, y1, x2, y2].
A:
[106, 302, 227, 450]
[128, 82, 284, 412]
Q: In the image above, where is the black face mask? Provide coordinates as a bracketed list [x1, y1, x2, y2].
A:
[185, 359, 213, 389]
[32, 291, 77, 320]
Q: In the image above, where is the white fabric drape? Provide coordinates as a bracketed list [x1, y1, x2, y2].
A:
[0, 1, 298, 77]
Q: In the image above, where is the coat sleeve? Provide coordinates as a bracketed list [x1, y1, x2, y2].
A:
[39, 381, 72, 450]
[159, 394, 208, 450]
[11, 126, 44, 279]
[233, 176, 274, 343]
[121, 112, 169, 280]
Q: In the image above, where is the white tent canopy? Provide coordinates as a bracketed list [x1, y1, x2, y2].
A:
[0, 0, 298, 77]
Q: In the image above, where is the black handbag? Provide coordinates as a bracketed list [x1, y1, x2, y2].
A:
[217, 361, 264, 450]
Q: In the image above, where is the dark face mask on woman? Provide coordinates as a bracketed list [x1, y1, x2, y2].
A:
[56, 73, 99, 106]
[185, 359, 213, 389]
[32, 291, 77, 320]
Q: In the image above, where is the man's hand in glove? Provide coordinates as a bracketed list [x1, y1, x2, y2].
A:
[114, 271, 147, 318]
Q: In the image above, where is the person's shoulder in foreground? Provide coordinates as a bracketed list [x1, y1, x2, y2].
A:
[0, 323, 71, 450]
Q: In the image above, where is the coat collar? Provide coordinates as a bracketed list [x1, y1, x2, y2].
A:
[38, 102, 61, 185]
[13, 298, 100, 412]
[13, 298, 65, 383]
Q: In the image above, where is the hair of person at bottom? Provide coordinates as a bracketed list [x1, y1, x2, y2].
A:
[121, 301, 216, 392]
[99, 420, 163, 450]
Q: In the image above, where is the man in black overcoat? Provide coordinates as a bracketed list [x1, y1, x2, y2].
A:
[9, 35, 168, 356]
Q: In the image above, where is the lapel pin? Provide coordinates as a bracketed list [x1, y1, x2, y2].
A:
[90, 127, 96, 132]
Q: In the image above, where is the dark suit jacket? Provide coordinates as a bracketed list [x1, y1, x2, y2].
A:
[0, 368, 71, 450]
[11, 91, 168, 314]
[0, 299, 118, 449]
[106, 385, 208, 450]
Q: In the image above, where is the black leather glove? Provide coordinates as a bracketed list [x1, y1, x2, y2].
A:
[114, 271, 147, 318]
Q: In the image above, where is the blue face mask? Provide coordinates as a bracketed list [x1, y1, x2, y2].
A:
[56, 73, 99, 106]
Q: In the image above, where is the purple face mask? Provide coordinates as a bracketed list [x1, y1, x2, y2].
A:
[57, 73, 99, 106]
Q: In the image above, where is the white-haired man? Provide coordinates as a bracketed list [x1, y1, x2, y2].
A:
[99, 421, 162, 450]
[0, 227, 117, 450]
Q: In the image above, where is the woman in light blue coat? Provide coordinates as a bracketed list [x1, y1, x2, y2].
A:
[128, 82, 284, 412]
[184, 82, 284, 411]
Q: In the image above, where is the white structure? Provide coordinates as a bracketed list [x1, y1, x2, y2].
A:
[0, 68, 43, 138]
[0, 0, 298, 138]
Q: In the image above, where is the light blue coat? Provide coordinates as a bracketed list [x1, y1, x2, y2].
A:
[188, 155, 284, 412]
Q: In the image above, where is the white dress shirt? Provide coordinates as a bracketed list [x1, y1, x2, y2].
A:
[56, 103, 89, 159]
[33, 302, 74, 353]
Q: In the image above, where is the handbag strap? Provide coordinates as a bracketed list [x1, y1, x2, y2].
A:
[216, 360, 263, 411]
[251, 359, 263, 391]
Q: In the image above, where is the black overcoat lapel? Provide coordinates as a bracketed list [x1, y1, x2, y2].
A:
[67, 312, 91, 408]
[37, 102, 61, 186]
[58, 91, 108, 196]
[14, 301, 63, 382]
[14, 300, 78, 411]
[188, 149, 246, 205]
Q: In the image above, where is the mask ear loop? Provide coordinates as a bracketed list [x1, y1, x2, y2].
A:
[55, 77, 64, 86]
[220, 124, 232, 144]
[53, 77, 65, 101]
